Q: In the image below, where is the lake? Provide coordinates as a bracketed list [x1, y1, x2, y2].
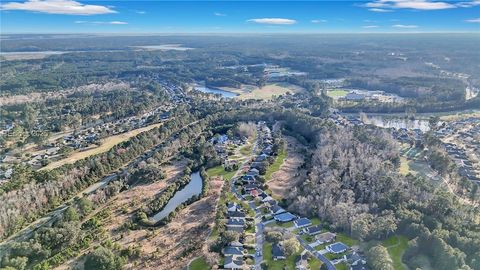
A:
[194, 86, 238, 98]
[131, 44, 193, 51]
[362, 115, 431, 132]
[150, 171, 203, 222]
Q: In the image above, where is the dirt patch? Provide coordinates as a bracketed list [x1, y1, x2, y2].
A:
[41, 122, 163, 171]
[268, 136, 307, 199]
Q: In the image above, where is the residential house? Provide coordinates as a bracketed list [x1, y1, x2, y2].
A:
[294, 218, 312, 228]
[316, 232, 336, 245]
[227, 211, 246, 219]
[274, 212, 296, 223]
[327, 242, 349, 254]
[304, 225, 322, 236]
[295, 254, 309, 270]
[259, 192, 274, 202]
[224, 246, 244, 256]
[269, 205, 286, 215]
[224, 255, 244, 269]
[272, 243, 286, 260]
[227, 202, 240, 213]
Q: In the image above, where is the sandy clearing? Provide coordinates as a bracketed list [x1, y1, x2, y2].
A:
[239, 83, 304, 100]
[41, 123, 163, 171]
[268, 136, 307, 199]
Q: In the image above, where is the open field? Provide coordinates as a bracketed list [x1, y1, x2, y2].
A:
[41, 122, 162, 170]
[326, 89, 349, 98]
[206, 165, 236, 181]
[237, 83, 304, 100]
[188, 257, 210, 270]
[382, 235, 409, 270]
[268, 136, 306, 198]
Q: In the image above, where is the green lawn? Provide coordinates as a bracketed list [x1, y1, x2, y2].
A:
[206, 165, 236, 181]
[310, 217, 322, 226]
[326, 89, 349, 98]
[336, 233, 358, 247]
[308, 258, 323, 269]
[265, 148, 287, 181]
[335, 262, 348, 270]
[382, 235, 409, 270]
[189, 257, 210, 270]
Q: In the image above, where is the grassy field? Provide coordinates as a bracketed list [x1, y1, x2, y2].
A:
[308, 258, 323, 269]
[206, 165, 236, 181]
[265, 148, 287, 181]
[337, 233, 359, 247]
[335, 262, 349, 270]
[41, 123, 163, 170]
[189, 257, 210, 270]
[238, 83, 304, 100]
[326, 89, 349, 98]
[382, 235, 409, 270]
[399, 157, 411, 175]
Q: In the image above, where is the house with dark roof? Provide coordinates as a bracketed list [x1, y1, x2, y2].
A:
[274, 212, 296, 222]
[316, 232, 336, 244]
[295, 254, 309, 270]
[227, 202, 240, 213]
[259, 192, 274, 202]
[294, 218, 311, 228]
[224, 255, 244, 269]
[327, 242, 349, 254]
[272, 243, 286, 260]
[304, 225, 322, 236]
[243, 183, 258, 192]
[223, 246, 244, 256]
[242, 175, 256, 182]
[227, 211, 246, 219]
[227, 218, 245, 228]
[269, 205, 286, 215]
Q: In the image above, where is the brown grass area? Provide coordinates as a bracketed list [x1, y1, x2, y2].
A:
[268, 136, 307, 199]
[41, 123, 162, 171]
[237, 83, 304, 100]
[119, 178, 224, 270]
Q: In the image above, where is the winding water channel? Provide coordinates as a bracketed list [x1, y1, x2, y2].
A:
[150, 171, 203, 222]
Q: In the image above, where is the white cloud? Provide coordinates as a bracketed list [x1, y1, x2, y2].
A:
[247, 18, 297, 25]
[369, 8, 393, 12]
[75, 21, 128, 25]
[364, 0, 470, 11]
[109, 21, 127, 25]
[135, 10, 146, 14]
[214, 12, 226, 16]
[363, 25, 380, 28]
[0, 0, 116, 15]
[465, 17, 480, 22]
[392, 24, 419, 28]
[311, 19, 327, 23]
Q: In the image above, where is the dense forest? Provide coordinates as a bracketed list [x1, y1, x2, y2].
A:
[288, 126, 480, 270]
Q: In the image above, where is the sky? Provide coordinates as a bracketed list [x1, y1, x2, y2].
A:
[0, 0, 479, 33]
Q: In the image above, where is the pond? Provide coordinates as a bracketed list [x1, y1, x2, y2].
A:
[362, 115, 431, 132]
[150, 172, 203, 222]
[194, 85, 238, 98]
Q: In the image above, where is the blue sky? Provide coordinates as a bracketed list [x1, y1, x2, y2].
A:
[1, 0, 479, 33]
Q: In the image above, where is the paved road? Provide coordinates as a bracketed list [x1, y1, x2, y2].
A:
[297, 235, 336, 270]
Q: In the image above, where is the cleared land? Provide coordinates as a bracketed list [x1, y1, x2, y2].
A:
[326, 89, 349, 98]
[268, 136, 306, 198]
[41, 122, 162, 170]
[382, 235, 409, 270]
[237, 83, 304, 100]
